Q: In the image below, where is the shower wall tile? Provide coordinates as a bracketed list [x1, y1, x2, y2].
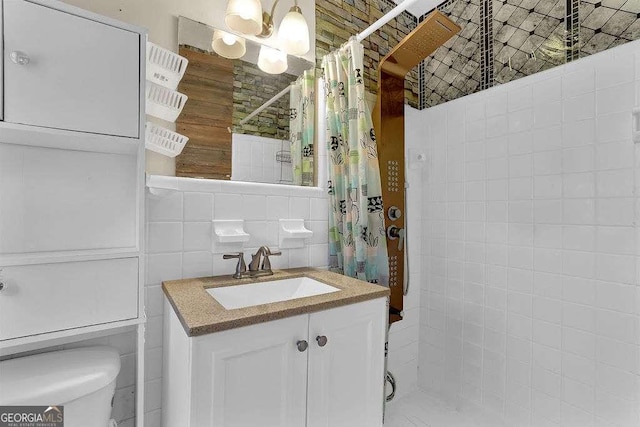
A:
[417, 40, 640, 426]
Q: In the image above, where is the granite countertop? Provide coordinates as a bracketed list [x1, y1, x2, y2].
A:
[162, 268, 390, 337]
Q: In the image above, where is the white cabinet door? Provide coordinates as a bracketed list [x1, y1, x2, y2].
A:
[307, 298, 387, 427]
[3, 0, 139, 137]
[192, 315, 308, 427]
[0, 258, 138, 340]
[0, 142, 138, 255]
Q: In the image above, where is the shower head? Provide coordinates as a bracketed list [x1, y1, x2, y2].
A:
[380, 10, 461, 79]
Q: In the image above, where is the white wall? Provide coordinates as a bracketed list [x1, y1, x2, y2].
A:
[143, 177, 329, 425]
[417, 40, 640, 426]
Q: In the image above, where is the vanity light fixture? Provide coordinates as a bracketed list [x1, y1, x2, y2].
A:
[225, 0, 263, 36]
[212, 30, 247, 59]
[225, 0, 310, 55]
[257, 45, 288, 74]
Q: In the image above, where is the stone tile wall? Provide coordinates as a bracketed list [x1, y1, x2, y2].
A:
[420, 0, 640, 108]
[232, 61, 292, 138]
[316, 0, 420, 107]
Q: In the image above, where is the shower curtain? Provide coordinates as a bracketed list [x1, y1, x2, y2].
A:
[289, 69, 315, 186]
[322, 38, 389, 286]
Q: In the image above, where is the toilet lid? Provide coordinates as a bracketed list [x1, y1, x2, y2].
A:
[0, 346, 121, 405]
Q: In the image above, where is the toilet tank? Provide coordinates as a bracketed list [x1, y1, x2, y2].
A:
[0, 346, 121, 427]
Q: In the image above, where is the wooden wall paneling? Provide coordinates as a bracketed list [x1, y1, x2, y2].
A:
[176, 47, 233, 179]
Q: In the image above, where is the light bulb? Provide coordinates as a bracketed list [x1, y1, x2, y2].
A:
[222, 34, 236, 46]
[257, 45, 288, 74]
[212, 29, 246, 59]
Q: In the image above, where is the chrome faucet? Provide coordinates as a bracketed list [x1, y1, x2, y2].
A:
[223, 246, 281, 279]
[248, 246, 281, 275]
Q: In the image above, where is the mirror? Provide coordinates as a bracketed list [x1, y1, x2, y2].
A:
[175, 16, 317, 186]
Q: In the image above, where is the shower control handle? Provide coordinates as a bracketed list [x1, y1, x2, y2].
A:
[388, 206, 402, 221]
[387, 225, 405, 251]
[316, 335, 328, 347]
[296, 340, 308, 352]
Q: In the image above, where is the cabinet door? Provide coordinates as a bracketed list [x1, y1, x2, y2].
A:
[0, 258, 138, 340]
[3, 0, 139, 137]
[307, 298, 387, 427]
[0, 143, 138, 255]
[192, 315, 308, 427]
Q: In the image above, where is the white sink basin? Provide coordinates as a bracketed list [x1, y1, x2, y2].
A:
[207, 277, 340, 310]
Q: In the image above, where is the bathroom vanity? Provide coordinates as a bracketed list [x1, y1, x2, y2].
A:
[162, 268, 389, 427]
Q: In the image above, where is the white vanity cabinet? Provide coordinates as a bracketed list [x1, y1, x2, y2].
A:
[163, 297, 387, 427]
[1, 0, 140, 137]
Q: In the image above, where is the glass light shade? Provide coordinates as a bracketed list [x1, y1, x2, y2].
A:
[278, 7, 310, 55]
[225, 0, 263, 36]
[257, 45, 288, 74]
[212, 30, 246, 59]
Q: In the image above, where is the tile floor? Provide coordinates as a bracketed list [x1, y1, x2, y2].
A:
[384, 389, 479, 427]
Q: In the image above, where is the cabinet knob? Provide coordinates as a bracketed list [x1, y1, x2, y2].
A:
[10, 51, 30, 66]
[316, 335, 328, 347]
[296, 340, 308, 352]
[0, 281, 5, 292]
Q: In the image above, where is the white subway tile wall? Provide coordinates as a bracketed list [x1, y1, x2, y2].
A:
[231, 133, 292, 184]
[416, 40, 640, 427]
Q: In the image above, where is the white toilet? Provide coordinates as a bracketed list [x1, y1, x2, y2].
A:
[0, 346, 121, 427]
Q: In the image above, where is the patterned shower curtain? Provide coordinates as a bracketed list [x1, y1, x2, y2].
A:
[322, 38, 389, 286]
[290, 69, 315, 186]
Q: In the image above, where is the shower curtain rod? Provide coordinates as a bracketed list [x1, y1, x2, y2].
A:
[234, 0, 424, 129]
[356, 0, 423, 42]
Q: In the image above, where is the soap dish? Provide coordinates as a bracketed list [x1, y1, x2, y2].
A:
[279, 219, 313, 249]
[212, 220, 250, 243]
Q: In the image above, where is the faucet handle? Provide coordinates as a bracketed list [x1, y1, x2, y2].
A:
[223, 252, 243, 258]
[265, 247, 282, 256]
[223, 252, 246, 279]
[262, 247, 281, 271]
